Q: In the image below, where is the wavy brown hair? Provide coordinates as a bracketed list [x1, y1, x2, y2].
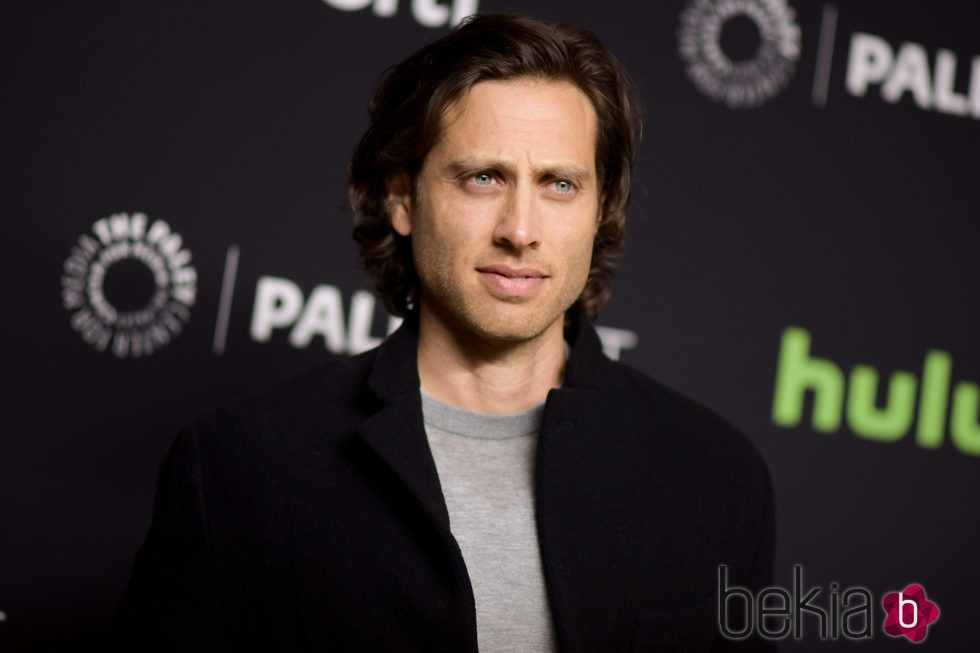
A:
[349, 13, 641, 319]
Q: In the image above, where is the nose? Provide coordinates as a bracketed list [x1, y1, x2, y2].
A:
[492, 185, 541, 250]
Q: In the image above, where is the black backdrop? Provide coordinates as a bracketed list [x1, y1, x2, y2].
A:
[3, 0, 978, 650]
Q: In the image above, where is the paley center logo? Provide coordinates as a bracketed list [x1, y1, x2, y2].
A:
[678, 0, 802, 108]
[845, 31, 980, 120]
[61, 213, 197, 358]
[719, 565, 941, 643]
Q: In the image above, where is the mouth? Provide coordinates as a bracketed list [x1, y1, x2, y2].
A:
[475, 264, 548, 297]
[475, 264, 548, 280]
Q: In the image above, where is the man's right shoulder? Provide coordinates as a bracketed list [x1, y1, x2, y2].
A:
[182, 348, 381, 453]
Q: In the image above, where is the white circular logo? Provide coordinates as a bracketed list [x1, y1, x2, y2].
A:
[678, 0, 802, 108]
[61, 213, 198, 358]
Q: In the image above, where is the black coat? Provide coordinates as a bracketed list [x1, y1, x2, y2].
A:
[112, 315, 775, 652]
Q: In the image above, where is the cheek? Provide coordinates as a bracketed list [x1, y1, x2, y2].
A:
[561, 219, 599, 269]
[411, 205, 480, 279]
[418, 203, 483, 255]
[570, 242, 595, 287]
[410, 225, 445, 278]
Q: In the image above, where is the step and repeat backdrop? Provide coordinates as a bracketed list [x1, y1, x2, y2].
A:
[3, 0, 977, 650]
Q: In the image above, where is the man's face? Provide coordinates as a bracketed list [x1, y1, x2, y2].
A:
[389, 77, 600, 345]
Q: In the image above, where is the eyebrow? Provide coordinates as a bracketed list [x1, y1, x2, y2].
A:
[442, 157, 594, 183]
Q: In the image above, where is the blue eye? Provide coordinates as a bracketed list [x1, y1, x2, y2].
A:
[474, 173, 493, 186]
[554, 180, 574, 193]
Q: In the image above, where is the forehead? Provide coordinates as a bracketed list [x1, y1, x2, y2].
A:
[431, 77, 598, 170]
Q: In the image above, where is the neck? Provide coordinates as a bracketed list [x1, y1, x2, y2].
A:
[415, 308, 566, 415]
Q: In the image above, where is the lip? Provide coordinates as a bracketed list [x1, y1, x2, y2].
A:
[476, 264, 548, 278]
[476, 264, 548, 297]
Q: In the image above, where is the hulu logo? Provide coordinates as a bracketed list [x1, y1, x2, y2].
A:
[772, 327, 980, 455]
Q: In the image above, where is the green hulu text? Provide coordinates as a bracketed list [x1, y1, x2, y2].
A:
[771, 327, 980, 455]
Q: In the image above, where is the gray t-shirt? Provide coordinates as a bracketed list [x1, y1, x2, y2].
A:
[422, 393, 556, 653]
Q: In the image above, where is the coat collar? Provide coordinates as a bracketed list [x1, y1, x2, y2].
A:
[365, 309, 620, 398]
[355, 310, 620, 529]
[561, 311, 620, 392]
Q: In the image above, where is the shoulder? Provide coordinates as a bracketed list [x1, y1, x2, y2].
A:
[559, 344, 775, 591]
[605, 359, 771, 488]
[565, 317, 770, 485]
[182, 349, 379, 455]
[606, 361, 774, 571]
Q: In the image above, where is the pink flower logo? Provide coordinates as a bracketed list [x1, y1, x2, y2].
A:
[882, 584, 940, 643]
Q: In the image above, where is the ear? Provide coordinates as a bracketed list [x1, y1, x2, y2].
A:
[387, 172, 414, 237]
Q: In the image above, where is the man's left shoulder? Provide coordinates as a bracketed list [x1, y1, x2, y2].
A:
[604, 360, 770, 483]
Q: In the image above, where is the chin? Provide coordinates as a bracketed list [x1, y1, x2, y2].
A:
[421, 285, 571, 345]
[465, 306, 562, 344]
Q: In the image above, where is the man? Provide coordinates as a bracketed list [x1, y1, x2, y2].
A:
[113, 13, 774, 652]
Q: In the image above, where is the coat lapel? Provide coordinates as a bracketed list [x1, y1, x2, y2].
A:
[536, 317, 653, 650]
[356, 313, 451, 532]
